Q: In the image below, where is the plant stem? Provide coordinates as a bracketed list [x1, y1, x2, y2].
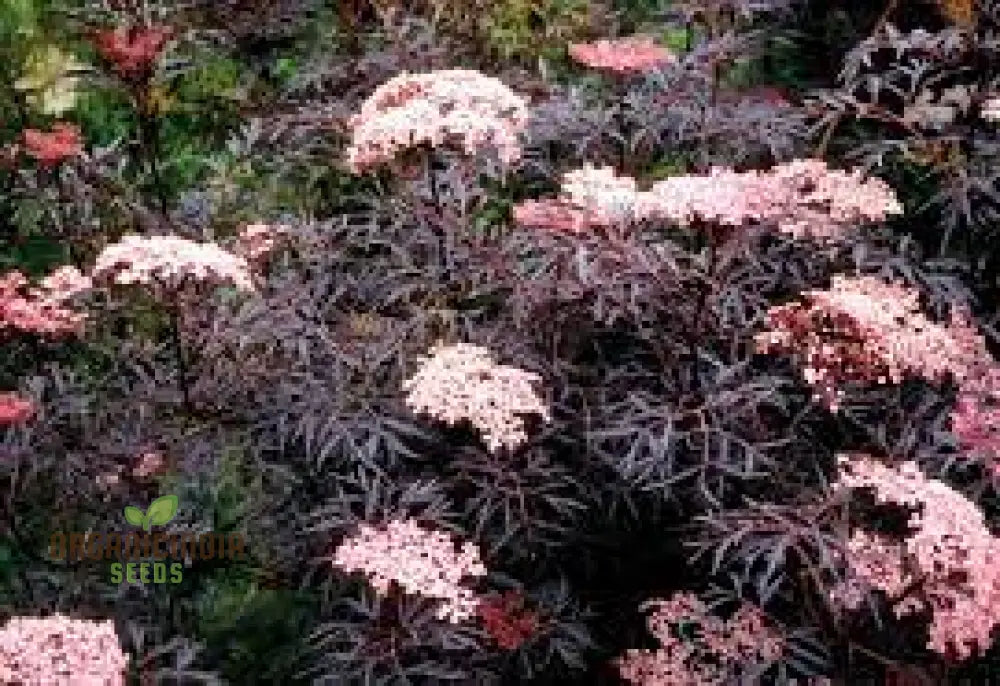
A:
[169, 297, 190, 415]
[137, 90, 169, 216]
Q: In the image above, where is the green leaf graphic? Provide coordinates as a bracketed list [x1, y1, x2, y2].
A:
[145, 494, 179, 529]
[124, 506, 145, 527]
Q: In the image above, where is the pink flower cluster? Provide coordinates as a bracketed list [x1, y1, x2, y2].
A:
[92, 234, 255, 294]
[332, 518, 487, 623]
[1, 266, 91, 338]
[0, 614, 128, 685]
[832, 454, 1000, 659]
[827, 529, 908, 610]
[568, 36, 676, 75]
[755, 276, 987, 410]
[617, 593, 784, 685]
[643, 159, 903, 238]
[513, 160, 902, 240]
[402, 342, 551, 453]
[346, 69, 529, 172]
[0, 392, 36, 427]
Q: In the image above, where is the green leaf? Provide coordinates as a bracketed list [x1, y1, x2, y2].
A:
[124, 506, 145, 527]
[145, 494, 179, 528]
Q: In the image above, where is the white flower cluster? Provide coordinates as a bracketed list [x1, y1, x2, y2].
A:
[403, 342, 551, 453]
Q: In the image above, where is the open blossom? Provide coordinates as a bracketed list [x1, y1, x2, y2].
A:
[92, 234, 255, 294]
[617, 593, 783, 685]
[1, 268, 90, 338]
[0, 392, 36, 427]
[832, 454, 1000, 660]
[402, 342, 551, 453]
[568, 36, 676, 75]
[755, 276, 988, 410]
[346, 69, 529, 172]
[0, 614, 128, 685]
[22, 123, 83, 167]
[513, 159, 902, 240]
[92, 24, 174, 79]
[332, 518, 487, 623]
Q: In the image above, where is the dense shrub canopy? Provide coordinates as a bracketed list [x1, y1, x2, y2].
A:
[1, 1, 999, 684]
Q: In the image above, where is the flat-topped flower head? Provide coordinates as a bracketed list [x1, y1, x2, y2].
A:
[617, 593, 783, 685]
[643, 159, 902, 238]
[92, 234, 255, 295]
[92, 24, 174, 80]
[755, 275, 986, 410]
[22, 123, 82, 168]
[513, 159, 902, 240]
[332, 518, 487, 623]
[832, 454, 1000, 660]
[347, 69, 529, 173]
[0, 614, 128, 685]
[568, 36, 676, 76]
[402, 342, 551, 453]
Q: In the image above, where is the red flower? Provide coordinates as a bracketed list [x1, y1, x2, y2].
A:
[22, 123, 82, 168]
[476, 591, 539, 650]
[0, 393, 35, 427]
[92, 24, 174, 79]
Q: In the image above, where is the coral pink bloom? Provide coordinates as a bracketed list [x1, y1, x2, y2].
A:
[512, 198, 610, 234]
[0, 393, 35, 427]
[755, 276, 987, 410]
[1, 268, 89, 338]
[93, 24, 174, 79]
[568, 36, 676, 75]
[22, 123, 82, 168]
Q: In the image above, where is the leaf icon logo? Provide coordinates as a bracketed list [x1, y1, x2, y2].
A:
[123, 494, 179, 532]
